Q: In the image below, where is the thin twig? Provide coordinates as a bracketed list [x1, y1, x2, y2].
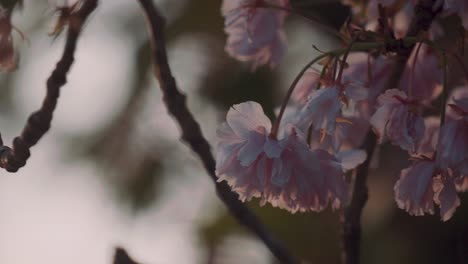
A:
[0, 0, 98, 172]
[341, 1, 441, 264]
[135, 1, 297, 263]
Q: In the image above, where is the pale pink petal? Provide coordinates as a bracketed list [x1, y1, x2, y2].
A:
[216, 101, 273, 201]
[266, 30, 287, 68]
[434, 177, 461, 221]
[264, 128, 329, 213]
[336, 149, 367, 171]
[386, 106, 425, 152]
[291, 70, 320, 104]
[369, 104, 392, 143]
[394, 159, 436, 216]
[416, 117, 440, 156]
[343, 54, 393, 119]
[270, 157, 287, 186]
[227, 101, 272, 137]
[216, 123, 243, 173]
[437, 87, 468, 175]
[455, 176, 468, 192]
[449, 87, 468, 114]
[299, 86, 342, 135]
[370, 89, 425, 152]
[345, 83, 368, 102]
[263, 136, 284, 158]
[222, 0, 289, 68]
[316, 150, 348, 210]
[307, 115, 369, 154]
[400, 44, 442, 102]
[437, 115, 468, 175]
[219, 156, 264, 202]
[238, 130, 268, 166]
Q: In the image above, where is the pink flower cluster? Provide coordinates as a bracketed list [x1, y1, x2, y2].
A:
[221, 0, 289, 68]
[395, 89, 468, 221]
[218, 0, 468, 220]
[216, 101, 365, 212]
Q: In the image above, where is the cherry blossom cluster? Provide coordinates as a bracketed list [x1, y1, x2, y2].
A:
[217, 0, 468, 220]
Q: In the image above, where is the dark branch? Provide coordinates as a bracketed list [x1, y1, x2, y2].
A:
[113, 247, 140, 264]
[135, 0, 297, 263]
[341, 1, 442, 264]
[0, 0, 98, 172]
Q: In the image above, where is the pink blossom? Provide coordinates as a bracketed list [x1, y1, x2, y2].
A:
[394, 156, 463, 221]
[417, 117, 440, 157]
[370, 89, 425, 153]
[399, 44, 442, 102]
[436, 92, 468, 176]
[308, 116, 370, 153]
[216, 102, 353, 212]
[297, 85, 343, 136]
[434, 177, 461, 221]
[0, 9, 17, 71]
[345, 49, 441, 120]
[287, 64, 369, 150]
[336, 149, 367, 171]
[455, 176, 468, 192]
[343, 53, 393, 119]
[291, 70, 320, 105]
[261, 128, 329, 212]
[265, 131, 361, 212]
[222, 0, 289, 69]
[394, 158, 437, 217]
[394, 99, 465, 220]
[216, 101, 272, 201]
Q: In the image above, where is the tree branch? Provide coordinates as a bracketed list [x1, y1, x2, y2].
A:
[341, 1, 441, 264]
[113, 247, 140, 264]
[135, 1, 297, 263]
[0, 0, 98, 172]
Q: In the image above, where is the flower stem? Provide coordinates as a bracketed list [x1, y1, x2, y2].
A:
[270, 52, 329, 139]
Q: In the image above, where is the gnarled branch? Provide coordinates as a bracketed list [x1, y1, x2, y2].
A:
[135, 0, 297, 263]
[0, 0, 98, 172]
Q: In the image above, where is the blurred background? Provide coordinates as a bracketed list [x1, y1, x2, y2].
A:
[0, 0, 467, 263]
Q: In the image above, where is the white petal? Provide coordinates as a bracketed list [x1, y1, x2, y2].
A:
[227, 101, 272, 137]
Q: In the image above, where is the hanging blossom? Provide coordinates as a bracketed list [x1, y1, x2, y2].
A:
[342, 53, 393, 119]
[437, 88, 468, 178]
[284, 62, 369, 153]
[221, 0, 289, 69]
[399, 44, 443, 103]
[343, 47, 442, 120]
[394, 117, 460, 221]
[295, 75, 368, 141]
[370, 89, 425, 153]
[0, 8, 17, 71]
[215, 101, 366, 212]
[343, 0, 410, 35]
